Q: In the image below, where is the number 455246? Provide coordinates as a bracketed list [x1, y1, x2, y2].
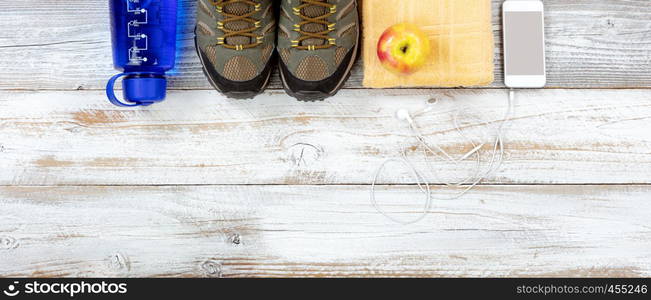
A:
[608, 285, 647, 294]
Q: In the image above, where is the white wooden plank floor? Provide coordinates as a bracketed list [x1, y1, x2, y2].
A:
[0, 0, 650, 277]
[1, 185, 650, 277]
[1, 89, 650, 185]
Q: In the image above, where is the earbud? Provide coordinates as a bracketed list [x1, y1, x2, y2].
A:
[396, 106, 435, 123]
[373, 93, 514, 225]
[395, 109, 413, 123]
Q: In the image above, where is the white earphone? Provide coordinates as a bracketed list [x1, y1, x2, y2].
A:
[395, 106, 435, 123]
[395, 108, 413, 123]
[372, 91, 515, 224]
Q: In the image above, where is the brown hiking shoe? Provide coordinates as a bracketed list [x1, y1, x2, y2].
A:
[195, 0, 276, 99]
[277, 0, 359, 101]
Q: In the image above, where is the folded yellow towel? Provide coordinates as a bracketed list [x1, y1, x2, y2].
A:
[362, 0, 494, 88]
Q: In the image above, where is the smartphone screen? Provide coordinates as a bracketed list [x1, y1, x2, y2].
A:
[504, 11, 545, 76]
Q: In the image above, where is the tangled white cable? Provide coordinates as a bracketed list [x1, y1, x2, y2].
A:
[370, 90, 515, 224]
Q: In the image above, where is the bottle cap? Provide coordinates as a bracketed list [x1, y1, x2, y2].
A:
[106, 73, 167, 107]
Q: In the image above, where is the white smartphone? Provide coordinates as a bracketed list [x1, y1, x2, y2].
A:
[503, 1, 546, 88]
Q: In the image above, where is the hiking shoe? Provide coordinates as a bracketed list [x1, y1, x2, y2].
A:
[277, 0, 359, 101]
[195, 0, 276, 99]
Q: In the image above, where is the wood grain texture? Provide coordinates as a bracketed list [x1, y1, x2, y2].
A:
[1, 89, 650, 185]
[1, 0, 651, 279]
[0, 0, 650, 90]
[1, 184, 649, 277]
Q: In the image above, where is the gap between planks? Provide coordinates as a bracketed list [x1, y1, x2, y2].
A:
[3, 87, 651, 92]
[1, 183, 651, 188]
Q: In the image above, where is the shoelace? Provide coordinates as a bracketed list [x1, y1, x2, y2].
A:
[291, 0, 337, 50]
[213, 0, 263, 50]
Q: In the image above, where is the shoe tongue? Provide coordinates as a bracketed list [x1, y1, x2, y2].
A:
[301, 0, 328, 46]
[223, 1, 256, 46]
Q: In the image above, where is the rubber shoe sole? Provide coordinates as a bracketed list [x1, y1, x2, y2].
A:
[279, 44, 358, 102]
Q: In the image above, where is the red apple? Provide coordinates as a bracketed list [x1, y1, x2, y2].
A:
[377, 23, 431, 75]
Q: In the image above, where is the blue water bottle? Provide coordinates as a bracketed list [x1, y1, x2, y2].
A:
[107, 0, 178, 107]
